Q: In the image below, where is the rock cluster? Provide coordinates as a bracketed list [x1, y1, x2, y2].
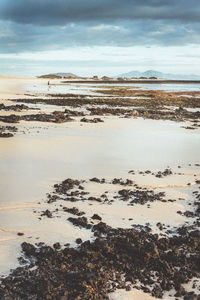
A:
[0, 112, 74, 124]
[0, 103, 29, 111]
[81, 117, 104, 123]
[0, 225, 199, 299]
[11, 91, 200, 128]
[0, 125, 17, 138]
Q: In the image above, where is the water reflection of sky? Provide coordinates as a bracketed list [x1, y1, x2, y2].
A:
[26, 82, 200, 96]
[85, 83, 200, 92]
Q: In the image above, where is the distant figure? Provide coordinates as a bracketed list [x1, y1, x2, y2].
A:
[47, 80, 51, 90]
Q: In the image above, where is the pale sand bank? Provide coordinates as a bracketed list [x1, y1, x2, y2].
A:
[109, 289, 168, 300]
[0, 75, 53, 100]
[0, 118, 199, 281]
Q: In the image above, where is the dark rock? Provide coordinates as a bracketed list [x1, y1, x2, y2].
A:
[53, 242, 61, 249]
[175, 285, 186, 297]
[42, 209, 53, 218]
[63, 206, 85, 216]
[184, 293, 199, 300]
[152, 286, 163, 298]
[93, 222, 110, 234]
[156, 222, 163, 230]
[76, 238, 82, 244]
[81, 117, 104, 123]
[91, 214, 102, 221]
[90, 177, 101, 183]
[68, 217, 91, 229]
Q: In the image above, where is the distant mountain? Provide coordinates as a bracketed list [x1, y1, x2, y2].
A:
[39, 72, 79, 79]
[117, 70, 200, 80]
[53, 72, 79, 78]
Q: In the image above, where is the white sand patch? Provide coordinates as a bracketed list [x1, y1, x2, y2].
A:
[0, 76, 63, 100]
[109, 289, 169, 300]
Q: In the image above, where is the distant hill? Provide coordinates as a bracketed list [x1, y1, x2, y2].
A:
[38, 74, 62, 79]
[117, 70, 200, 80]
[38, 72, 79, 79]
[53, 73, 79, 78]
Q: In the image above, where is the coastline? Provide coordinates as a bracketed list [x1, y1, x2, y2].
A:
[61, 79, 200, 84]
[0, 76, 199, 299]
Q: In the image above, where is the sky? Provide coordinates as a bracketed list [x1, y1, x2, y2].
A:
[0, 0, 200, 77]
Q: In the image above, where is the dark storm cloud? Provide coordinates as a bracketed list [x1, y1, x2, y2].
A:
[1, 20, 199, 54]
[0, 0, 200, 54]
[0, 0, 200, 25]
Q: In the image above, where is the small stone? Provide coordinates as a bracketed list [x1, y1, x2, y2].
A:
[156, 222, 163, 230]
[53, 242, 61, 249]
[76, 238, 82, 244]
[91, 214, 102, 221]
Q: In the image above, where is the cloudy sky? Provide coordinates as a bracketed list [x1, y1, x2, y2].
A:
[0, 0, 200, 76]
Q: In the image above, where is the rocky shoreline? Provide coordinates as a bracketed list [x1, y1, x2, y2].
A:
[1, 168, 199, 299]
[0, 82, 199, 299]
[0, 214, 199, 299]
[0, 87, 200, 137]
[0, 125, 18, 137]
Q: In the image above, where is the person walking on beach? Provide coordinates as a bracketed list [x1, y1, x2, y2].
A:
[47, 80, 51, 90]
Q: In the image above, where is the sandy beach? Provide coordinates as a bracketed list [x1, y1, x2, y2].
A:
[0, 76, 34, 100]
[1, 0, 200, 298]
[0, 75, 65, 101]
[0, 76, 200, 299]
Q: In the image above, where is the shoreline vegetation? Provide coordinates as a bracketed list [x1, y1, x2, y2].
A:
[61, 80, 200, 84]
[38, 73, 200, 84]
[39, 75, 200, 84]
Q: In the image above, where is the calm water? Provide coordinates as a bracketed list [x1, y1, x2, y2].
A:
[86, 83, 200, 92]
[26, 82, 200, 96]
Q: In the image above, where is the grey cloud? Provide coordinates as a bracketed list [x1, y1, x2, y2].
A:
[0, 19, 200, 54]
[0, 0, 200, 26]
[0, 0, 200, 54]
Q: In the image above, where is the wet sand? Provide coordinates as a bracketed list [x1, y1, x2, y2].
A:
[0, 77, 200, 299]
[109, 289, 167, 300]
[0, 75, 62, 100]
